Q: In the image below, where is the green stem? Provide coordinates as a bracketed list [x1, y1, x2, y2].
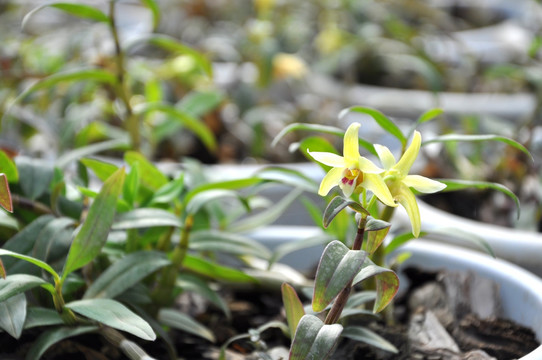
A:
[108, 0, 140, 151]
[324, 215, 367, 325]
[53, 280, 78, 325]
[152, 215, 194, 307]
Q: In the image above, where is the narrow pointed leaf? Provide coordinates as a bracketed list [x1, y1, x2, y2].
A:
[63, 168, 125, 278]
[66, 299, 156, 340]
[123, 163, 140, 208]
[22, 3, 109, 30]
[113, 208, 182, 229]
[24, 307, 63, 329]
[139, 0, 160, 29]
[290, 314, 343, 360]
[0, 249, 59, 281]
[55, 139, 129, 168]
[437, 178, 520, 219]
[177, 274, 230, 318]
[26, 326, 98, 360]
[84, 251, 170, 299]
[190, 230, 272, 259]
[80, 158, 118, 182]
[0, 293, 26, 338]
[353, 258, 399, 313]
[0, 274, 48, 302]
[416, 108, 443, 124]
[341, 107, 406, 146]
[342, 326, 398, 353]
[323, 196, 368, 228]
[0, 174, 12, 212]
[124, 151, 168, 190]
[186, 189, 242, 215]
[158, 308, 215, 342]
[184, 178, 262, 205]
[183, 255, 256, 283]
[423, 134, 531, 159]
[134, 102, 217, 152]
[149, 173, 183, 204]
[281, 283, 305, 338]
[312, 241, 367, 312]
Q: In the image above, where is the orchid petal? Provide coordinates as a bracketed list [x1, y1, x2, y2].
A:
[374, 144, 396, 170]
[358, 157, 384, 174]
[308, 151, 345, 168]
[361, 174, 397, 208]
[343, 123, 361, 164]
[395, 184, 421, 237]
[318, 167, 343, 196]
[395, 131, 421, 176]
[403, 175, 447, 194]
[339, 178, 357, 198]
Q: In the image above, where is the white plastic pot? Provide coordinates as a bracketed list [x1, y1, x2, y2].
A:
[395, 240, 542, 360]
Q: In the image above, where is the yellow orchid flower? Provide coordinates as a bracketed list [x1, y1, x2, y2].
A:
[308, 123, 396, 207]
[375, 131, 446, 237]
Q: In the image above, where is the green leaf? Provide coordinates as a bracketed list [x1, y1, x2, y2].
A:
[128, 34, 212, 76]
[177, 91, 223, 118]
[22, 3, 110, 29]
[149, 173, 184, 205]
[2, 216, 55, 265]
[184, 178, 262, 205]
[4, 68, 116, 124]
[290, 314, 343, 360]
[340, 107, 406, 146]
[0, 174, 12, 212]
[0, 293, 26, 338]
[16, 157, 54, 200]
[123, 163, 140, 208]
[24, 307, 63, 329]
[186, 189, 243, 215]
[113, 208, 182, 229]
[352, 258, 399, 313]
[124, 151, 168, 191]
[80, 158, 118, 182]
[0, 151, 18, 182]
[177, 274, 230, 318]
[416, 108, 444, 124]
[158, 308, 215, 342]
[365, 218, 391, 255]
[0, 250, 59, 283]
[342, 326, 398, 353]
[26, 326, 98, 360]
[423, 134, 531, 159]
[190, 230, 272, 259]
[269, 233, 331, 267]
[55, 139, 129, 168]
[0, 274, 49, 302]
[139, 0, 160, 29]
[384, 232, 421, 255]
[323, 196, 368, 228]
[33, 217, 75, 264]
[425, 228, 495, 258]
[66, 299, 156, 340]
[312, 241, 367, 312]
[63, 168, 125, 279]
[84, 251, 170, 299]
[438, 178, 521, 219]
[134, 102, 217, 152]
[228, 188, 304, 233]
[281, 283, 305, 338]
[183, 255, 257, 283]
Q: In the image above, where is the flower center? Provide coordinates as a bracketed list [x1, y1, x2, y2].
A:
[341, 168, 363, 187]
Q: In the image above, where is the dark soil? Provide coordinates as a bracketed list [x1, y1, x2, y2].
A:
[1, 268, 538, 359]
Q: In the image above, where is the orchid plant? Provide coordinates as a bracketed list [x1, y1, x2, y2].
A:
[271, 106, 528, 359]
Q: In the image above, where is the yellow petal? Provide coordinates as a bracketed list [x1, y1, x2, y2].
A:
[361, 173, 397, 208]
[358, 157, 384, 174]
[343, 123, 361, 165]
[395, 131, 421, 176]
[308, 151, 345, 167]
[318, 167, 343, 196]
[403, 175, 446, 194]
[374, 144, 396, 170]
[395, 184, 421, 237]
